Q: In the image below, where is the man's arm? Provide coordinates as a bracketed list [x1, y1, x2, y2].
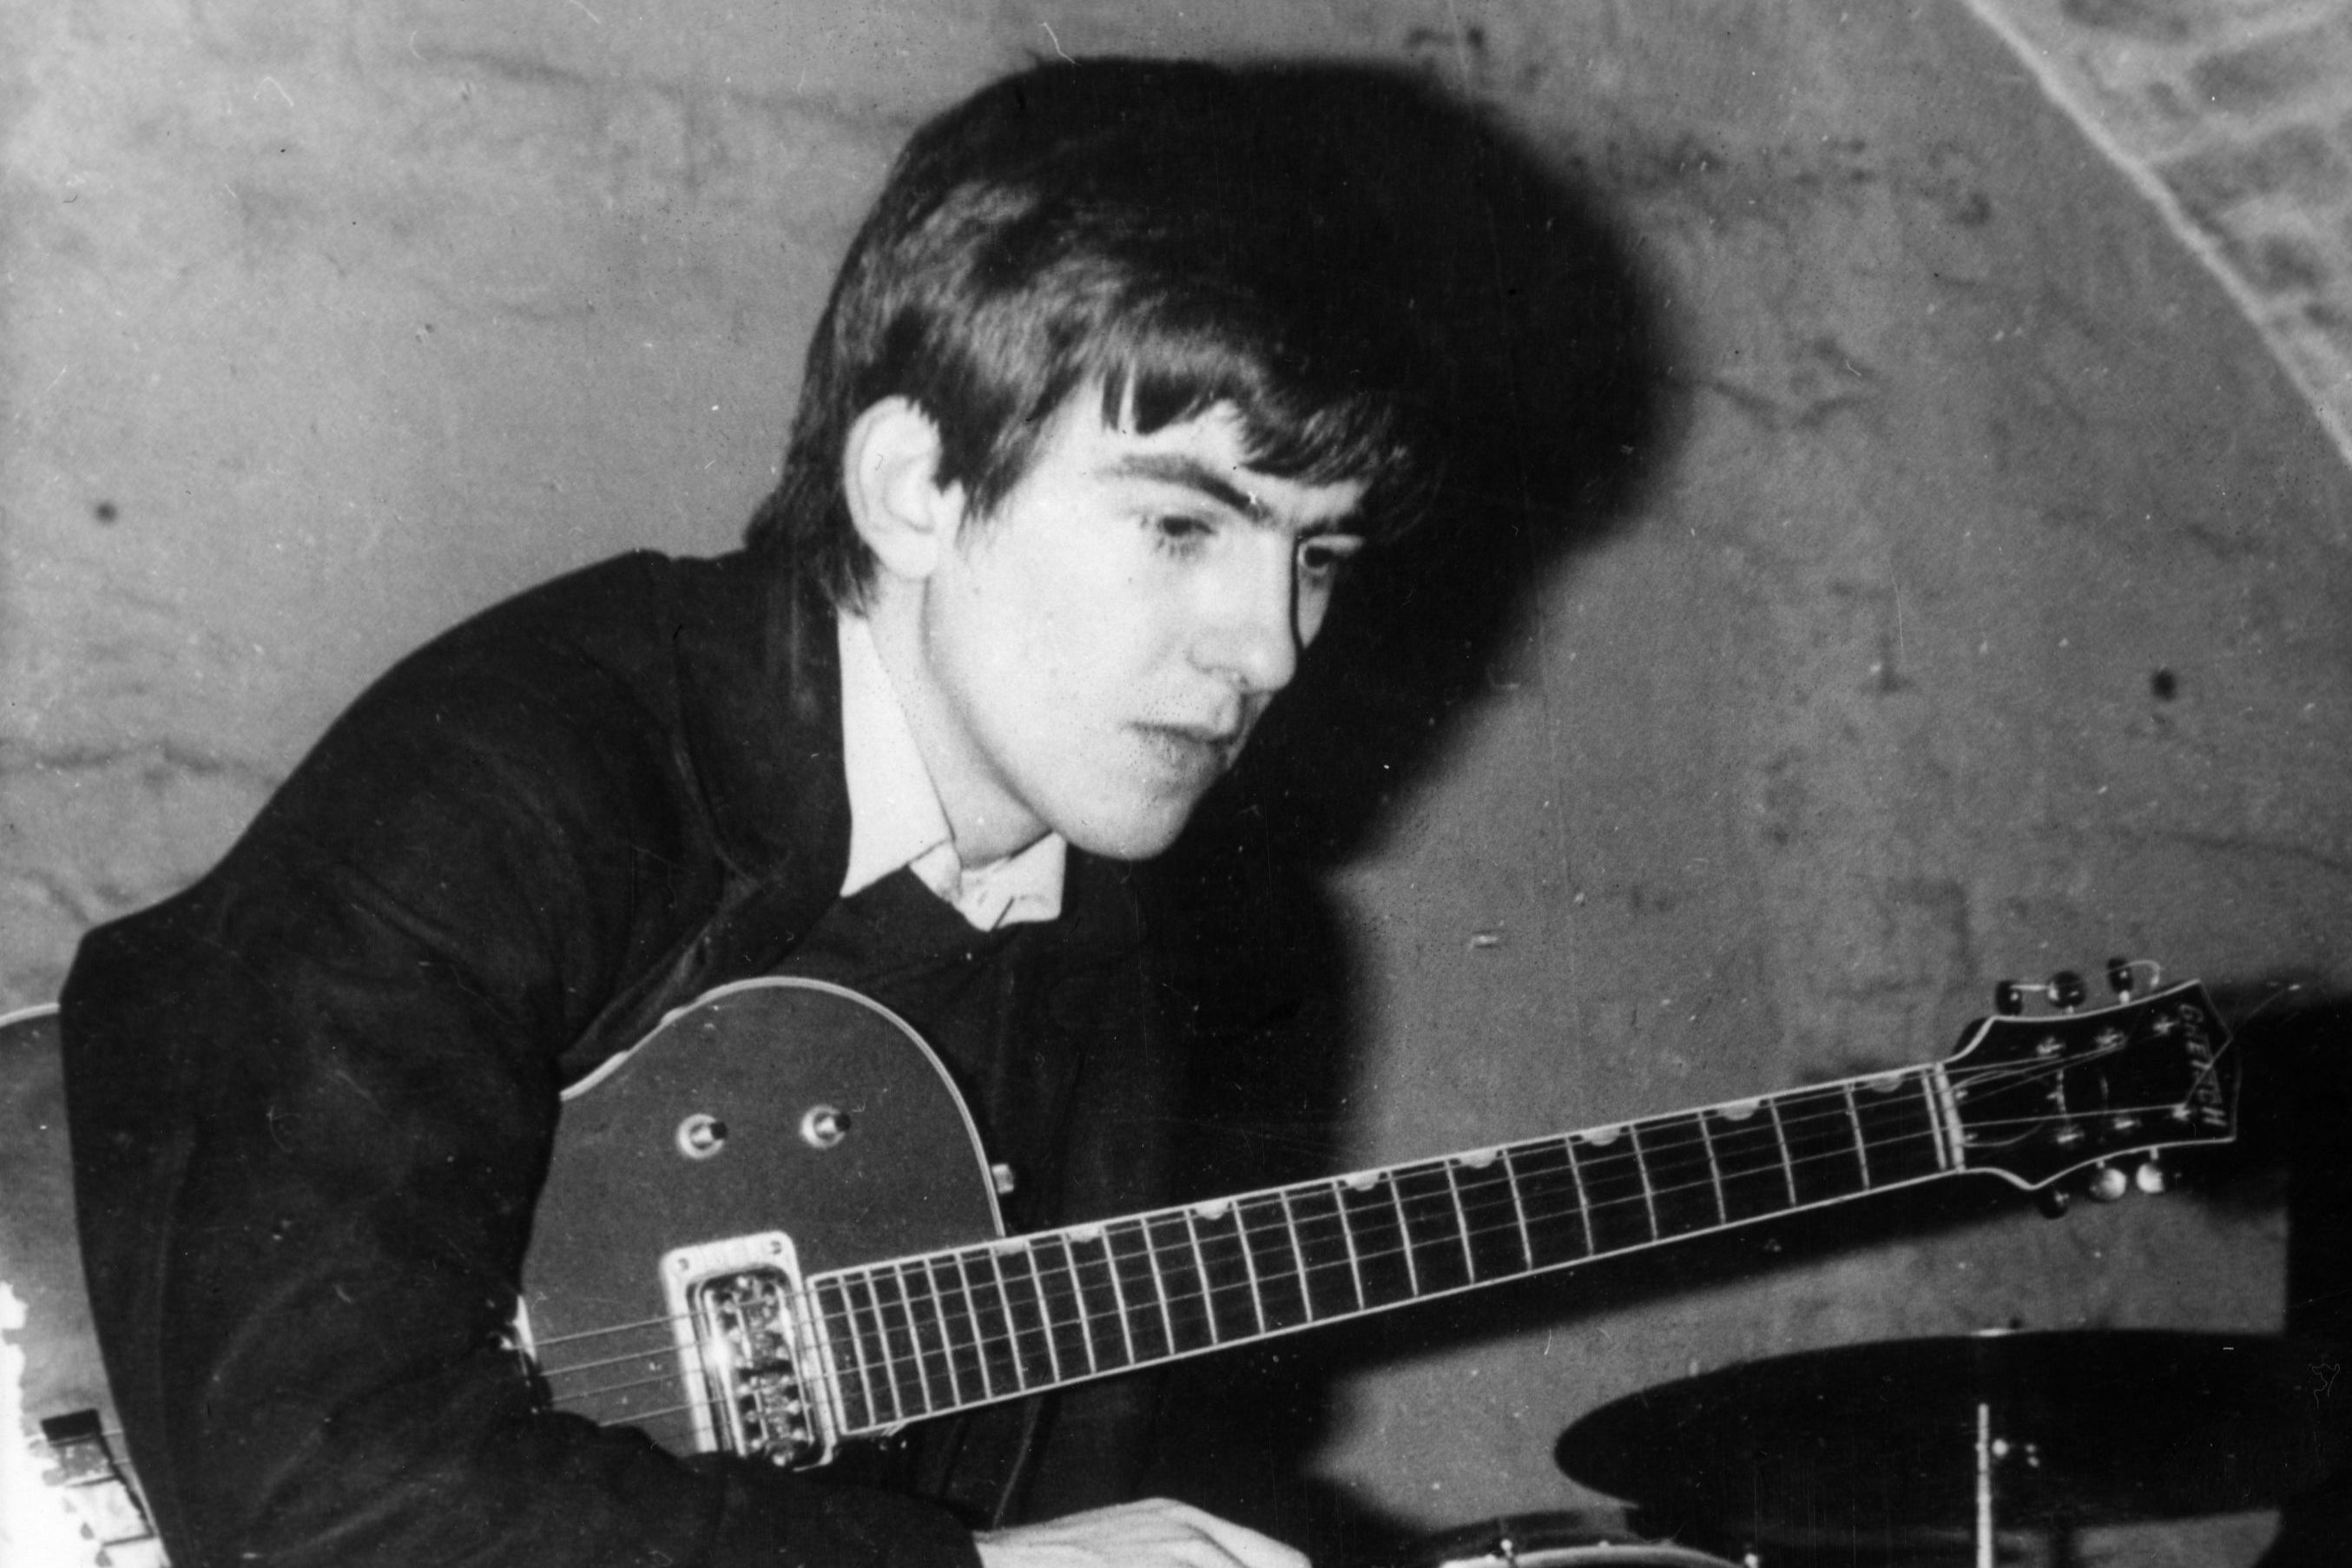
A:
[981, 1499, 1309, 1568]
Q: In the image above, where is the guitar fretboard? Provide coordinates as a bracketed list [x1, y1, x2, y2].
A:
[805, 1066, 1955, 1433]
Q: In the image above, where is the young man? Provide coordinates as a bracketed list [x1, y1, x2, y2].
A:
[60, 57, 1436, 1568]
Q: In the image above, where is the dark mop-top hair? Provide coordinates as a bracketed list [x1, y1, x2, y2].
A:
[744, 56, 1440, 608]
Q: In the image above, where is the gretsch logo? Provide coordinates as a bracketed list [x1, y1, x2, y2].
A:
[2176, 1006, 2228, 1129]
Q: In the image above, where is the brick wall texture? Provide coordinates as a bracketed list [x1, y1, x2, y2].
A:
[1972, 0, 2352, 458]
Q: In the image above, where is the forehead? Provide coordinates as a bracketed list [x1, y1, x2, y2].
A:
[1041, 392, 1367, 531]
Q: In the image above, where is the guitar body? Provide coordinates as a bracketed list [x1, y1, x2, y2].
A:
[521, 978, 1007, 1453]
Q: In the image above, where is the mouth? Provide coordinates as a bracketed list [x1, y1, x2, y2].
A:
[1132, 721, 1248, 781]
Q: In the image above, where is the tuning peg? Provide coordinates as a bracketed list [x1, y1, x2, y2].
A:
[2086, 1163, 2129, 1202]
[1994, 981, 2026, 1016]
[2134, 1159, 2167, 1196]
[2048, 970, 2086, 1009]
[2105, 957, 2135, 998]
[2036, 1186, 2072, 1219]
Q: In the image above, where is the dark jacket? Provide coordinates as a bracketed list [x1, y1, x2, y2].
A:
[59, 550, 1176, 1568]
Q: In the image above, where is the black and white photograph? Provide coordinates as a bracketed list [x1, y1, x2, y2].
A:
[3, 4, 2350, 1565]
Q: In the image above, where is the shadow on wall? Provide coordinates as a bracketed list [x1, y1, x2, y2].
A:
[2192, 977, 2352, 1566]
[1140, 63, 1674, 1562]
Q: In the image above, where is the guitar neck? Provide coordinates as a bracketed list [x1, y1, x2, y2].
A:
[802, 1064, 1957, 1435]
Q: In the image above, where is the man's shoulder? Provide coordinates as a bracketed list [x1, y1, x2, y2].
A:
[338, 549, 792, 735]
[251, 550, 801, 846]
[430, 548, 764, 666]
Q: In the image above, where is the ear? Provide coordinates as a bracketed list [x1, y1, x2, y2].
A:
[842, 398, 967, 584]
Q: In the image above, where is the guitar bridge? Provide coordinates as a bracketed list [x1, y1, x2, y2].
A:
[662, 1233, 836, 1467]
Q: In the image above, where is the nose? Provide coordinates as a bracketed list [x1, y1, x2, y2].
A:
[1196, 538, 1302, 695]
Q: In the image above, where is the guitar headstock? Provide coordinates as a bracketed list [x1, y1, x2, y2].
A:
[1944, 962, 2234, 1198]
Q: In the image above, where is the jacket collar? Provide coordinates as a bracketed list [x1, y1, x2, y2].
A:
[669, 550, 852, 897]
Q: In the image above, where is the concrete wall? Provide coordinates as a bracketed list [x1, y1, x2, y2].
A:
[8, 2, 2351, 1564]
[1976, 0, 2352, 461]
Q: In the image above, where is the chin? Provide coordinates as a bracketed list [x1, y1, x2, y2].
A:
[1062, 800, 1198, 862]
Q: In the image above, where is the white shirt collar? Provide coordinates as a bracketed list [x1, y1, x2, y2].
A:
[836, 611, 1066, 931]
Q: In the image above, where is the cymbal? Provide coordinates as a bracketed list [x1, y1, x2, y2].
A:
[1557, 1331, 2348, 1532]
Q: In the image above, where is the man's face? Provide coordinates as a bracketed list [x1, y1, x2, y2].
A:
[906, 396, 1367, 863]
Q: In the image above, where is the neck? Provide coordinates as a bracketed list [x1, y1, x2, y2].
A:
[800, 1063, 1961, 1436]
[859, 592, 1045, 866]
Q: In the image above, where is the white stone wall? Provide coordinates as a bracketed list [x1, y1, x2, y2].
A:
[1973, 0, 2352, 461]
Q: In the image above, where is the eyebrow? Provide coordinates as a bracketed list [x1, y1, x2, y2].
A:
[1102, 452, 1358, 532]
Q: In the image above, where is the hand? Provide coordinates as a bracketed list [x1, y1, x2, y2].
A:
[975, 1498, 1308, 1568]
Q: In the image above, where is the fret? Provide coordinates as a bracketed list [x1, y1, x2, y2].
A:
[1453, 1154, 1531, 1281]
[1287, 1183, 1361, 1319]
[1497, 1147, 1538, 1271]
[982, 1247, 1034, 1393]
[1040, 1234, 1103, 1376]
[1189, 1204, 1262, 1342]
[1177, 1209, 1222, 1345]
[1275, 1190, 1318, 1323]
[996, 1243, 1056, 1389]
[1779, 1084, 1872, 1204]
[1107, 1221, 1175, 1363]
[1239, 1196, 1311, 1331]
[1328, 1181, 1371, 1310]
[1226, 1200, 1274, 1334]
[866, 1268, 929, 1418]
[1690, 1112, 1729, 1222]
[853, 1272, 906, 1424]
[893, 1262, 949, 1413]
[1571, 1129, 1655, 1255]
[1071, 1229, 1134, 1369]
[1393, 1163, 1471, 1293]
[1338, 1175, 1415, 1307]
[1374, 1170, 1411, 1297]
[1023, 1242, 1069, 1384]
[920, 1257, 972, 1407]
[1852, 1072, 1945, 1185]
[1764, 1093, 1801, 1206]
[947, 1255, 1003, 1402]
[1147, 1213, 1216, 1352]
[1840, 1082, 1874, 1188]
[1442, 1161, 1479, 1280]
[1629, 1116, 1720, 1239]
[1707, 1102, 1795, 1223]
[1631, 1130, 1663, 1235]
[815, 1278, 886, 1430]
[1386, 1173, 1423, 1295]
[1505, 1138, 1591, 1266]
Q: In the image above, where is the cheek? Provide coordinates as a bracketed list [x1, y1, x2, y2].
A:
[1295, 586, 1334, 649]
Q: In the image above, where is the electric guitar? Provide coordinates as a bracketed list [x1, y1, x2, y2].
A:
[2, 967, 2237, 1565]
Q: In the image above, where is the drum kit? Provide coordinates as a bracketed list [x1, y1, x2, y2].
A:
[1396, 1330, 2348, 1567]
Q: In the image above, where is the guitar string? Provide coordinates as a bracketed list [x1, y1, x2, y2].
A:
[525, 1047, 2181, 1406]
[532, 1050, 2205, 1429]
[527, 1064, 2177, 1415]
[563, 1078, 2207, 1442]
[521, 1067, 1956, 1357]
[16, 1021, 2226, 1459]
[564, 1084, 2214, 1438]
[523, 1036, 2152, 1368]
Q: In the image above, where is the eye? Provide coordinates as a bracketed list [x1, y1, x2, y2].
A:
[1146, 513, 1216, 555]
[1296, 533, 1365, 586]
